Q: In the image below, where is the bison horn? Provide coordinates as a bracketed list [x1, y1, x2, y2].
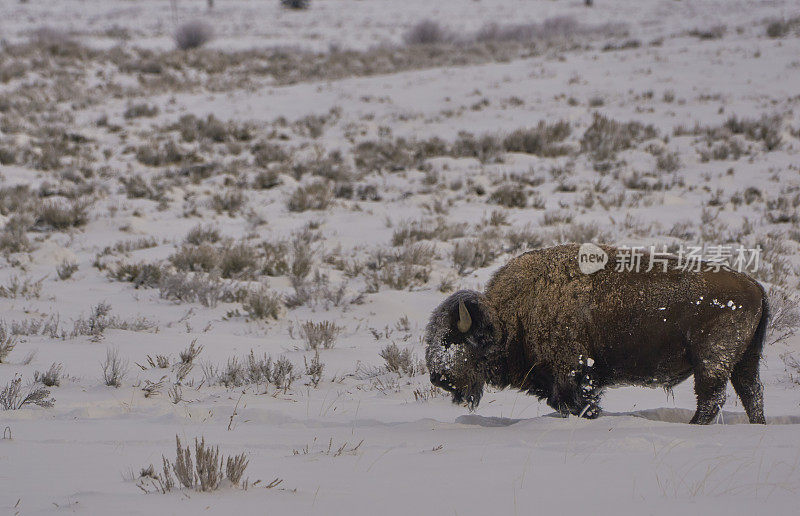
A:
[457, 300, 472, 333]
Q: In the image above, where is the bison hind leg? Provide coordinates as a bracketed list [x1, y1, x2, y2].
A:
[690, 370, 727, 424]
[730, 344, 765, 424]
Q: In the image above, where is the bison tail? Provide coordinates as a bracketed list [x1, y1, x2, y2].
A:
[729, 280, 768, 424]
[751, 282, 770, 354]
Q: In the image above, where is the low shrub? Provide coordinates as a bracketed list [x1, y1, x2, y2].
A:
[175, 21, 214, 50]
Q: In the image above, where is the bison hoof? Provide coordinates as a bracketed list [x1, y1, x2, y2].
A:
[555, 403, 600, 419]
[580, 405, 600, 419]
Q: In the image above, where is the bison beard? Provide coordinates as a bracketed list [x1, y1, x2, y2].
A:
[424, 244, 769, 424]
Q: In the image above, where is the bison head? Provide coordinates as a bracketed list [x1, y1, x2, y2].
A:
[425, 290, 499, 410]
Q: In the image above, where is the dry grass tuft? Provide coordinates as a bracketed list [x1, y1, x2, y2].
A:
[138, 435, 250, 494]
[0, 276, 43, 299]
[35, 198, 91, 230]
[502, 121, 571, 157]
[380, 343, 426, 376]
[175, 21, 214, 50]
[1, 376, 54, 410]
[34, 363, 63, 387]
[287, 181, 333, 212]
[767, 287, 800, 346]
[404, 20, 454, 45]
[765, 17, 800, 38]
[581, 113, 658, 162]
[0, 214, 34, 253]
[0, 325, 17, 363]
[102, 348, 128, 387]
[281, 0, 310, 9]
[56, 259, 79, 280]
[299, 320, 342, 350]
[304, 350, 324, 387]
[242, 286, 283, 320]
[452, 238, 499, 275]
[159, 271, 245, 307]
[205, 351, 298, 392]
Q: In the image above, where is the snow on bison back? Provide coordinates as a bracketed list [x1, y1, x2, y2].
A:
[425, 244, 768, 424]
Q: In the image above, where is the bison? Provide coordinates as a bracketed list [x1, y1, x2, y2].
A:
[425, 244, 768, 424]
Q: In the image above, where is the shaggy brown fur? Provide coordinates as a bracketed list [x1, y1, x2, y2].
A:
[425, 244, 768, 424]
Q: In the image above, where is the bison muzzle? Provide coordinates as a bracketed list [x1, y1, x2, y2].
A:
[425, 244, 768, 424]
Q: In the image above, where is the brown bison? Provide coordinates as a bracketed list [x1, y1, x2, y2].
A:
[425, 244, 768, 424]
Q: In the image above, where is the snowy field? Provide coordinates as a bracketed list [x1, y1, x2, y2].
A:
[2, 0, 800, 514]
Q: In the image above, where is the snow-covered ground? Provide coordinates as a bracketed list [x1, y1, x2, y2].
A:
[3, 0, 796, 51]
[2, 0, 800, 514]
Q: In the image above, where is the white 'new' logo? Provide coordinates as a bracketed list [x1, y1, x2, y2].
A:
[577, 243, 608, 274]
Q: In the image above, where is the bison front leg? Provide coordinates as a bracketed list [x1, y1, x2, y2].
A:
[547, 356, 603, 419]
